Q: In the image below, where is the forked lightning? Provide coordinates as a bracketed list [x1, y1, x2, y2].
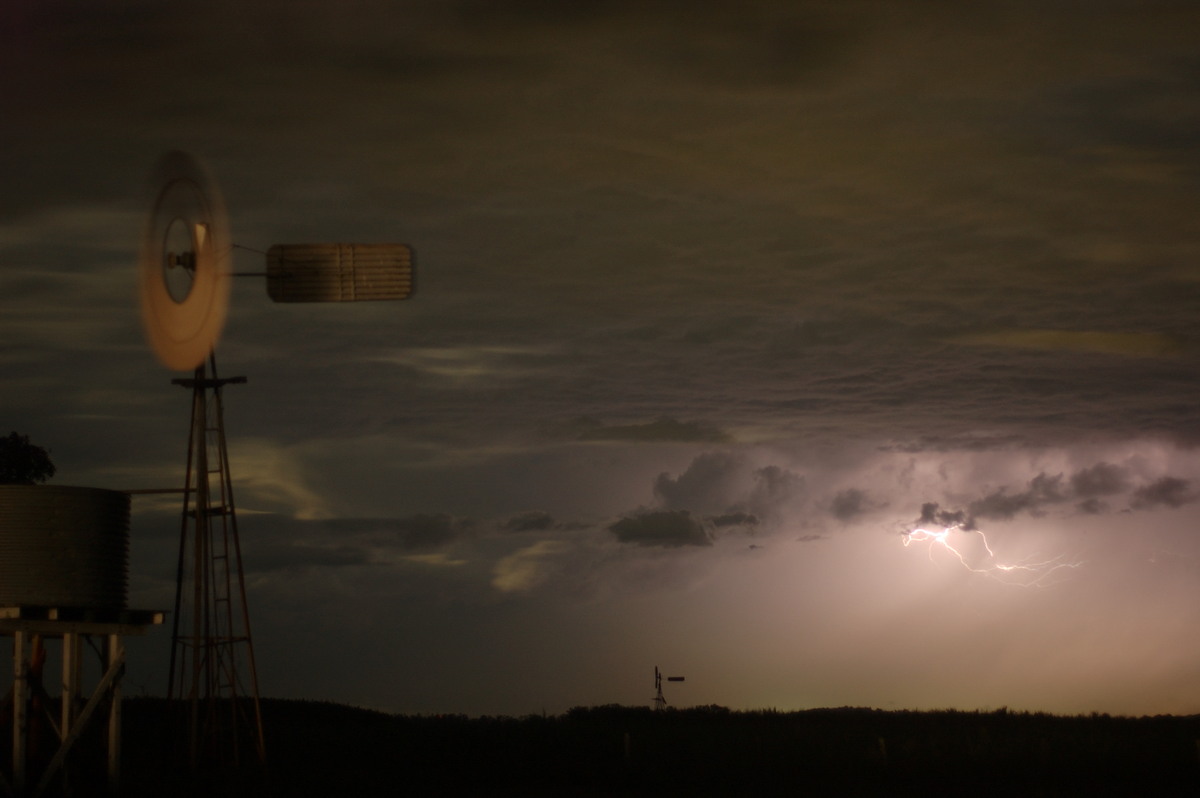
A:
[901, 522, 1080, 586]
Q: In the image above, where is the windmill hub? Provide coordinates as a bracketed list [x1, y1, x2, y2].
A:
[162, 217, 199, 302]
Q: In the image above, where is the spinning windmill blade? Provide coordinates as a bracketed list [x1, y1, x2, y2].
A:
[138, 151, 232, 371]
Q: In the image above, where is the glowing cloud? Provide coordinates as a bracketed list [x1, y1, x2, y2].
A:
[492, 540, 572, 593]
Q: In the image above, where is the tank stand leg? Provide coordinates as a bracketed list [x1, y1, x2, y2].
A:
[106, 635, 122, 794]
[11, 630, 27, 795]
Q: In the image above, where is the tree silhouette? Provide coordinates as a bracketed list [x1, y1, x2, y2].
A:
[0, 431, 56, 484]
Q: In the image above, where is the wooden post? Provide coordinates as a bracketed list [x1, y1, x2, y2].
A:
[107, 634, 122, 794]
[12, 631, 26, 794]
[61, 633, 79, 741]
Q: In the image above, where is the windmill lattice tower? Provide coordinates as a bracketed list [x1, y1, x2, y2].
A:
[166, 359, 261, 769]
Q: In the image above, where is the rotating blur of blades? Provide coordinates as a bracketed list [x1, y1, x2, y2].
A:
[138, 151, 231, 371]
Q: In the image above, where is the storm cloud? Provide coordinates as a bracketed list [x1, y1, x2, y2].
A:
[502, 510, 557, 533]
[915, 502, 974, 532]
[572, 417, 730, 443]
[914, 462, 1198, 531]
[829, 488, 872, 522]
[969, 473, 1068, 521]
[653, 452, 748, 513]
[608, 510, 712, 548]
[1131, 477, 1195, 511]
[1070, 463, 1130, 499]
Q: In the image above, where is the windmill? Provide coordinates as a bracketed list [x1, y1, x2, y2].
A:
[137, 151, 414, 771]
[653, 666, 685, 711]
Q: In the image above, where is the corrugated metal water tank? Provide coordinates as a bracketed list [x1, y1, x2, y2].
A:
[0, 486, 130, 609]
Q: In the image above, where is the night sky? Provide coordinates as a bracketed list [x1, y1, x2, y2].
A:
[5, 0, 1200, 716]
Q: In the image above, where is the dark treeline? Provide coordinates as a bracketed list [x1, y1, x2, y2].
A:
[120, 699, 1200, 796]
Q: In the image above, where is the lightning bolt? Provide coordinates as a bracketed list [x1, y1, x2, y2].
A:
[901, 522, 1080, 586]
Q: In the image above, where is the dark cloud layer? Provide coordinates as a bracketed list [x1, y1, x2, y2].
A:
[455, 0, 861, 88]
[1070, 463, 1130, 498]
[1131, 477, 1194, 511]
[572, 417, 730, 443]
[608, 510, 711, 548]
[238, 513, 476, 574]
[916, 502, 974, 532]
[969, 473, 1067, 521]
[915, 463, 1199, 531]
[247, 543, 372, 575]
[830, 488, 871, 522]
[709, 512, 759, 528]
[502, 510, 556, 532]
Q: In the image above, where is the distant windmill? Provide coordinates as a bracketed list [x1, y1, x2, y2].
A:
[653, 665, 685, 710]
[137, 151, 415, 771]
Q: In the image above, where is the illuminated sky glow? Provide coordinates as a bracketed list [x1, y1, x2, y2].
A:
[4, 0, 1200, 717]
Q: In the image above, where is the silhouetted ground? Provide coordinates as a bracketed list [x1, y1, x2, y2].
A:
[116, 699, 1200, 796]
